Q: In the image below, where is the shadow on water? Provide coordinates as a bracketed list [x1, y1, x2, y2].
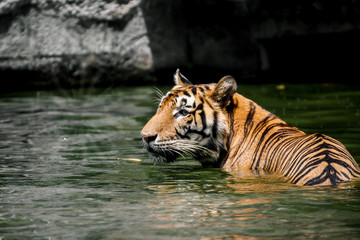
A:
[0, 84, 360, 239]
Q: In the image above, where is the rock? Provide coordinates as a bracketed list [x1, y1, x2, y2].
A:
[0, 0, 154, 88]
[1, 0, 360, 89]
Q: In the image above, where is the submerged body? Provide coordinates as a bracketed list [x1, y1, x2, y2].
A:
[222, 93, 360, 185]
[141, 70, 360, 186]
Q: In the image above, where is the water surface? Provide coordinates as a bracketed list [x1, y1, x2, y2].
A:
[1, 84, 360, 239]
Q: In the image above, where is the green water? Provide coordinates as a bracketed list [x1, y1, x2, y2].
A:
[1, 84, 360, 239]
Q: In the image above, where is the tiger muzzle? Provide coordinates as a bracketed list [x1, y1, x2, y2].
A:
[142, 135, 179, 163]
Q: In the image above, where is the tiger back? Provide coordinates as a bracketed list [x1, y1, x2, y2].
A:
[141, 69, 360, 186]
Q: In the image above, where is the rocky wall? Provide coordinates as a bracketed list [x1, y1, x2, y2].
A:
[1, 0, 360, 89]
[0, 0, 153, 88]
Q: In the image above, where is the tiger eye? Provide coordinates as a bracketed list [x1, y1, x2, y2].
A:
[179, 109, 189, 116]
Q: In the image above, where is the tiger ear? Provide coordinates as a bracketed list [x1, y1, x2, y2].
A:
[212, 75, 237, 107]
[174, 69, 192, 86]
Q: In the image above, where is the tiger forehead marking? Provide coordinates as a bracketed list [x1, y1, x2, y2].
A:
[175, 92, 195, 107]
[159, 86, 210, 112]
[173, 95, 194, 117]
[141, 69, 360, 186]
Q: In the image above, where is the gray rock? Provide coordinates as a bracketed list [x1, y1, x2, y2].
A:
[1, 0, 360, 89]
[0, 0, 153, 87]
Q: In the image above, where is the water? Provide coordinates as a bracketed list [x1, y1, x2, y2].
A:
[1, 84, 360, 239]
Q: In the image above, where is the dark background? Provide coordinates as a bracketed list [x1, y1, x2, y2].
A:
[1, 0, 360, 90]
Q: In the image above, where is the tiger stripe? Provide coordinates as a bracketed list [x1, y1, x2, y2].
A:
[141, 69, 360, 186]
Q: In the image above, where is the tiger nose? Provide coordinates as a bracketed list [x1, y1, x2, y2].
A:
[141, 132, 157, 143]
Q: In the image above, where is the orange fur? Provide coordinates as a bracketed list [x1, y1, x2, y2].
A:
[142, 70, 360, 186]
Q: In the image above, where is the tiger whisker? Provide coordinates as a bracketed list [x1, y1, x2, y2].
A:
[153, 87, 164, 99]
[172, 141, 217, 157]
[171, 149, 187, 159]
[152, 97, 161, 103]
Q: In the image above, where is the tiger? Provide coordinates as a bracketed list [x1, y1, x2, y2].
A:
[141, 69, 360, 186]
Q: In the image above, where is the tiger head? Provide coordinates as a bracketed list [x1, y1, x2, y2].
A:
[141, 69, 237, 166]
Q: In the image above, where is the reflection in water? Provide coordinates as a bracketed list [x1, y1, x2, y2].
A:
[201, 235, 262, 240]
[144, 164, 360, 239]
[145, 170, 280, 235]
[146, 190, 267, 230]
[0, 85, 360, 239]
[225, 169, 291, 192]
